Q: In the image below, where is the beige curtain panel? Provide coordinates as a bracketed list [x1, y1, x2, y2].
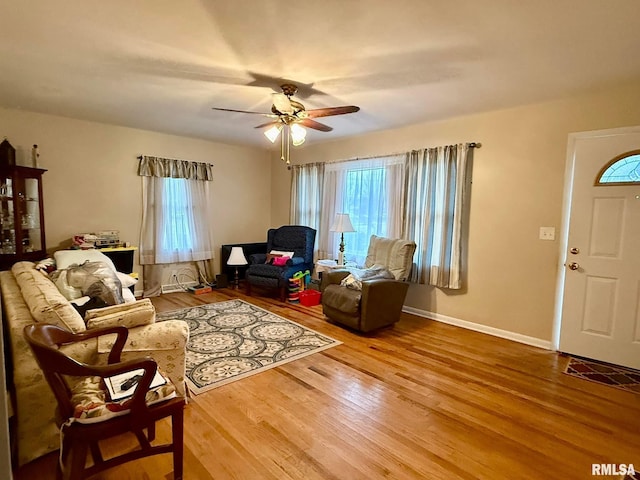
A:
[403, 143, 471, 289]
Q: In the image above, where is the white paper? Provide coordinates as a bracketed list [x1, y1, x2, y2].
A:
[105, 368, 166, 401]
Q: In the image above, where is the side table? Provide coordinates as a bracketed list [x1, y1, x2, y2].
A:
[315, 259, 357, 280]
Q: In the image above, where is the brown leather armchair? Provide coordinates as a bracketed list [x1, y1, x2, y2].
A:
[321, 235, 416, 332]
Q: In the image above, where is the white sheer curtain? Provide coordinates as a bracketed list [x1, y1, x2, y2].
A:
[321, 155, 405, 265]
[403, 144, 471, 288]
[318, 167, 343, 260]
[138, 156, 215, 295]
[290, 162, 325, 256]
[140, 177, 214, 263]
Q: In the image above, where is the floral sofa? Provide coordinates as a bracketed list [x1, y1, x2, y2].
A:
[1, 258, 189, 466]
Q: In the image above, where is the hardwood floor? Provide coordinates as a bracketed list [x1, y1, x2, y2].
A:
[15, 287, 640, 479]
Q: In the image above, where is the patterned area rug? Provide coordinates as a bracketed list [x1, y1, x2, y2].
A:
[157, 299, 341, 394]
[564, 356, 640, 394]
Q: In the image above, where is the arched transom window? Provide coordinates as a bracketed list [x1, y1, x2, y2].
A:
[596, 150, 640, 185]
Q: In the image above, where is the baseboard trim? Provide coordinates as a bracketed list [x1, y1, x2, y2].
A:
[402, 306, 552, 350]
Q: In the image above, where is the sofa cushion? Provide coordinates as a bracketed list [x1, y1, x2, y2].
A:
[12, 262, 86, 333]
[116, 271, 138, 288]
[364, 235, 416, 281]
[85, 298, 156, 330]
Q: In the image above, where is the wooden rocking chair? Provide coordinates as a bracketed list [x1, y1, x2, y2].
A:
[23, 323, 185, 480]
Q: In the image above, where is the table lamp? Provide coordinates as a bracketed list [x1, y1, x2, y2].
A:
[330, 213, 355, 266]
[227, 246, 248, 289]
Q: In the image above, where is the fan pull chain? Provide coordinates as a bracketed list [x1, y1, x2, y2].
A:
[286, 126, 291, 165]
[280, 125, 286, 163]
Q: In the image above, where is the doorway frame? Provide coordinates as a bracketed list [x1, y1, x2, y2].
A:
[551, 124, 640, 350]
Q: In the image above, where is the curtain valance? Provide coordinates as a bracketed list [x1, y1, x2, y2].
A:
[138, 155, 213, 181]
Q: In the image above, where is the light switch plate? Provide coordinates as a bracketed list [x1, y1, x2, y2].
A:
[539, 226, 555, 241]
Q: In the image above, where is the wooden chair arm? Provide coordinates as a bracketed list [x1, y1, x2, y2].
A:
[24, 324, 129, 367]
[63, 325, 129, 364]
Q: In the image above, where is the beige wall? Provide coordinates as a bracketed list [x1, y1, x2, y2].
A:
[3, 80, 640, 342]
[271, 82, 640, 342]
[0, 108, 272, 280]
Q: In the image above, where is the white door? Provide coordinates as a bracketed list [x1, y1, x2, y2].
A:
[559, 127, 640, 370]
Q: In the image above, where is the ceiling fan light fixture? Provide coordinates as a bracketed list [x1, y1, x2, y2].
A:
[264, 124, 283, 143]
[213, 83, 360, 168]
[290, 123, 307, 146]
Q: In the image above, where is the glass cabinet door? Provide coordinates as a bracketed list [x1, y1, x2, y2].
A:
[20, 177, 43, 253]
[0, 166, 46, 270]
[0, 174, 16, 255]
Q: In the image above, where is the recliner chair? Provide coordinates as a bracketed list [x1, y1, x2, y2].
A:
[321, 235, 416, 332]
[245, 225, 316, 301]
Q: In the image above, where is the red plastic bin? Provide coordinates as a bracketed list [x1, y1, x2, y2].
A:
[299, 289, 321, 306]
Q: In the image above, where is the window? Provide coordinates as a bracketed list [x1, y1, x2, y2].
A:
[292, 144, 473, 289]
[160, 178, 195, 254]
[343, 167, 389, 260]
[323, 156, 405, 265]
[597, 150, 640, 185]
[139, 156, 214, 265]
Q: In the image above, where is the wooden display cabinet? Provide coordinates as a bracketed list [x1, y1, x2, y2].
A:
[0, 166, 46, 270]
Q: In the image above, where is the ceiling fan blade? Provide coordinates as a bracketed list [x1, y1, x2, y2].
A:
[212, 107, 274, 116]
[272, 93, 293, 114]
[306, 105, 360, 118]
[254, 120, 281, 129]
[300, 118, 333, 132]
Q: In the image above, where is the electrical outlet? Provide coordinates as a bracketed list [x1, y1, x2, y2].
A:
[539, 226, 555, 241]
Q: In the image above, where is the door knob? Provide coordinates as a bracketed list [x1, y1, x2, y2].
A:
[567, 262, 580, 270]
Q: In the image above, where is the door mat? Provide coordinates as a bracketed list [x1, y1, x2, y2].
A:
[157, 299, 341, 394]
[563, 356, 640, 394]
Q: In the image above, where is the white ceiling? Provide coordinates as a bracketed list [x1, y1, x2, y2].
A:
[1, 0, 640, 147]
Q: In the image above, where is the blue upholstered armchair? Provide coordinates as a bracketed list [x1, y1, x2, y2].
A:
[245, 225, 316, 301]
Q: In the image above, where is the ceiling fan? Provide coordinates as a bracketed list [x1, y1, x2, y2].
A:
[212, 83, 360, 165]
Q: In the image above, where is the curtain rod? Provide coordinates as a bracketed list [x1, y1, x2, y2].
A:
[327, 142, 481, 165]
[137, 155, 214, 167]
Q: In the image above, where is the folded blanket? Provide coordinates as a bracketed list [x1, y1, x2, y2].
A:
[340, 264, 395, 291]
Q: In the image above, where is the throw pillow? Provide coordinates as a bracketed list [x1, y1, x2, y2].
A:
[116, 271, 138, 288]
[265, 253, 283, 264]
[84, 298, 156, 330]
[54, 249, 117, 273]
[272, 256, 290, 266]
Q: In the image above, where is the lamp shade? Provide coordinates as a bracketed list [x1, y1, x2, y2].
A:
[264, 124, 283, 143]
[290, 123, 307, 146]
[330, 213, 355, 233]
[227, 246, 248, 266]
